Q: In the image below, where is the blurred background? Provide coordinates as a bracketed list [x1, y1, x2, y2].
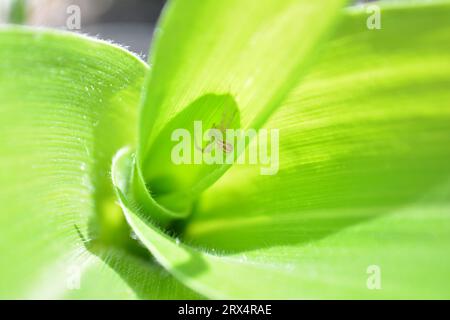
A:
[0, 0, 166, 57]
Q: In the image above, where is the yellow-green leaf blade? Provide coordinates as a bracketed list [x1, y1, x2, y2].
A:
[135, 0, 346, 218]
[0, 27, 197, 299]
[120, 1, 450, 299]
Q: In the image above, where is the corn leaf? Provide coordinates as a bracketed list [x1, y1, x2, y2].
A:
[0, 28, 198, 299]
[115, 1, 450, 299]
[133, 0, 346, 219]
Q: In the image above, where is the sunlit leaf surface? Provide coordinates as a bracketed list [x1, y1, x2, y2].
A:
[134, 0, 346, 218]
[1, 0, 450, 299]
[0, 28, 198, 299]
[114, 2, 450, 299]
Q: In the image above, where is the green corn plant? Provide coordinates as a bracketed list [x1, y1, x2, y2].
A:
[1, 0, 450, 299]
